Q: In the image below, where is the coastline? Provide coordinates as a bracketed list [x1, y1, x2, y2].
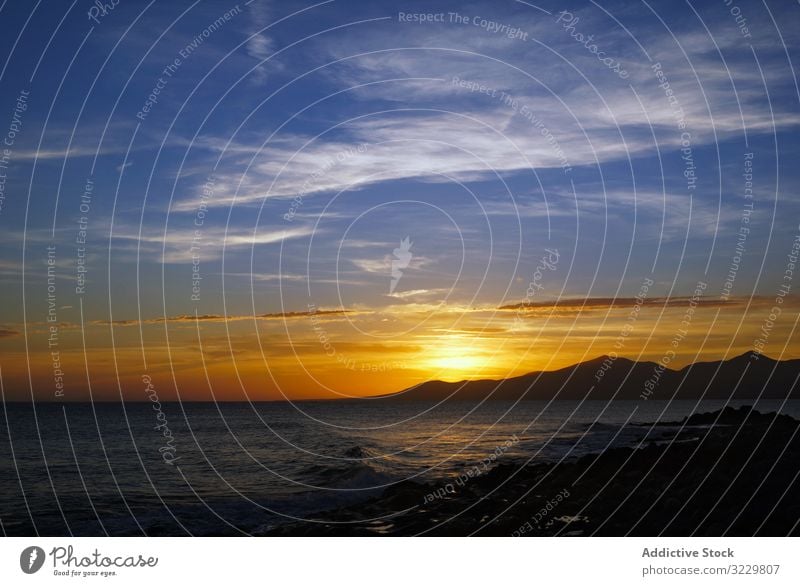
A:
[264, 407, 800, 536]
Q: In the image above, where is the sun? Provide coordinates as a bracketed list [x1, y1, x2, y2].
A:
[429, 355, 487, 374]
[422, 336, 495, 380]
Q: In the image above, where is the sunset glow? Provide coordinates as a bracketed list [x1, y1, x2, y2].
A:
[0, 1, 798, 404]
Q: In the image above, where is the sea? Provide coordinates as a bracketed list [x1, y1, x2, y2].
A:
[1, 399, 797, 536]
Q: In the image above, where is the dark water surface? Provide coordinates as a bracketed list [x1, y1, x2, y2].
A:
[2, 399, 797, 535]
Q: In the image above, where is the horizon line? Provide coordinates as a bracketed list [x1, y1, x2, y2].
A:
[11, 350, 793, 403]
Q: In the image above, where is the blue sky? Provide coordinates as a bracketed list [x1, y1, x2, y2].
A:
[1, 0, 800, 398]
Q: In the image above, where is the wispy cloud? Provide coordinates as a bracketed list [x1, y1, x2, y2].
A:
[246, 0, 281, 84]
[0, 327, 19, 338]
[163, 6, 800, 215]
[113, 224, 316, 263]
[91, 308, 352, 327]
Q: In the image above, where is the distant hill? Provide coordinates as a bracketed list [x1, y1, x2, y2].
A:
[381, 352, 800, 401]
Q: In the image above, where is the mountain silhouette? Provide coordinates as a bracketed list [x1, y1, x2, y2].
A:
[382, 352, 800, 401]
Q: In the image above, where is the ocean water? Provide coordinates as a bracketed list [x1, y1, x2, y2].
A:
[1, 399, 797, 536]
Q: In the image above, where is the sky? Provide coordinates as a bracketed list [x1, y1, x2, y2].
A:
[0, 0, 799, 401]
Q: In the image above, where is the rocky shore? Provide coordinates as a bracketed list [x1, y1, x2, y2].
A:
[265, 407, 800, 536]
